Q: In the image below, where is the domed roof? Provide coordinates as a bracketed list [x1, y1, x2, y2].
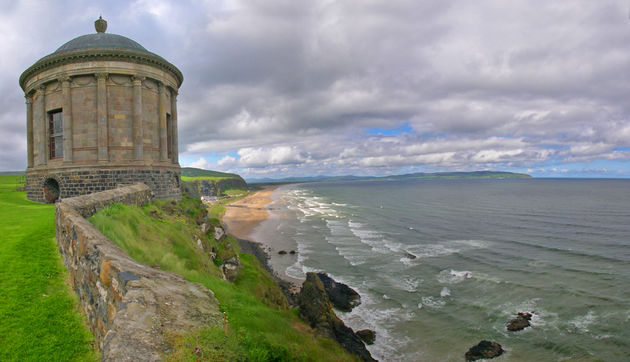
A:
[54, 33, 148, 54]
[19, 16, 183, 90]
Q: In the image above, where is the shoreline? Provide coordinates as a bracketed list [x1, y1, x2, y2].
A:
[222, 185, 278, 241]
[222, 185, 302, 291]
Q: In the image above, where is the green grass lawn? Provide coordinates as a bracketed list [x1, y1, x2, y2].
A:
[0, 176, 97, 361]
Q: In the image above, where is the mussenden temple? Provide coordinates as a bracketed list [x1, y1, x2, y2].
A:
[19, 17, 182, 203]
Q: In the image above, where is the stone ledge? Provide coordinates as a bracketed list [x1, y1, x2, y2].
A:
[55, 183, 222, 360]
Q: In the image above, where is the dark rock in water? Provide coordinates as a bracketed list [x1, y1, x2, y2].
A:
[289, 250, 296, 255]
[356, 329, 376, 345]
[404, 251, 417, 259]
[278, 250, 287, 255]
[316, 272, 361, 312]
[507, 312, 533, 331]
[298, 273, 376, 362]
[465, 340, 504, 361]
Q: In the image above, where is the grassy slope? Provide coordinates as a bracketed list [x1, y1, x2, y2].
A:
[0, 176, 97, 361]
[90, 197, 355, 361]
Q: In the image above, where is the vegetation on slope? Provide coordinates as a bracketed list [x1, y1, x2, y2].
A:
[0, 176, 97, 361]
[90, 195, 355, 361]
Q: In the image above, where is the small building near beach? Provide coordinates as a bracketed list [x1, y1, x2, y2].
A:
[19, 17, 182, 202]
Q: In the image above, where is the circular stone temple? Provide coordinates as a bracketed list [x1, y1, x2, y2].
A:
[20, 17, 183, 202]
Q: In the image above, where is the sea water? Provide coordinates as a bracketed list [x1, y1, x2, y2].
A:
[255, 179, 630, 361]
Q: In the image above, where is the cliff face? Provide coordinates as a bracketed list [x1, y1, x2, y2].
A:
[181, 178, 248, 198]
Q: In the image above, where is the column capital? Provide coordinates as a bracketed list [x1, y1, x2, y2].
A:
[169, 87, 178, 97]
[38, 84, 47, 92]
[131, 75, 146, 84]
[95, 72, 108, 80]
[25, 94, 33, 104]
[59, 74, 72, 85]
[157, 81, 165, 92]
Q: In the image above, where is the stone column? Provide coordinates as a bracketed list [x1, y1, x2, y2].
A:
[96, 73, 108, 161]
[61, 76, 73, 162]
[132, 75, 145, 160]
[37, 85, 47, 166]
[158, 82, 168, 161]
[25, 94, 34, 168]
[170, 88, 179, 164]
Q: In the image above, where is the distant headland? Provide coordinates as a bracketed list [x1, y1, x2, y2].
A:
[247, 170, 532, 184]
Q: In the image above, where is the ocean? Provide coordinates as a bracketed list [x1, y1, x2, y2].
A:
[251, 178, 630, 361]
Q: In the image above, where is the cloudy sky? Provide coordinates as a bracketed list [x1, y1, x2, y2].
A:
[2, 0, 630, 179]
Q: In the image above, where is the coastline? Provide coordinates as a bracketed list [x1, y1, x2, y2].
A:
[222, 184, 302, 291]
[222, 185, 278, 240]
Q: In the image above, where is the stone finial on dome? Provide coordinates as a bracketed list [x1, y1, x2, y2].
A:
[95, 16, 107, 33]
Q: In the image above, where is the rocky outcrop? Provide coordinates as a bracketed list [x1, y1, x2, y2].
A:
[465, 340, 504, 361]
[213, 225, 225, 241]
[181, 180, 217, 199]
[221, 256, 241, 282]
[298, 273, 375, 362]
[316, 273, 361, 312]
[55, 184, 223, 360]
[356, 329, 376, 345]
[507, 312, 533, 331]
[181, 177, 247, 198]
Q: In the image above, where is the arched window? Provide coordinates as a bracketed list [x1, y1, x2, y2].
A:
[166, 113, 173, 159]
[49, 109, 63, 159]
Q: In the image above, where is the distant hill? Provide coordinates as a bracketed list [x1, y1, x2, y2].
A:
[180, 167, 248, 197]
[0, 171, 24, 176]
[247, 171, 531, 184]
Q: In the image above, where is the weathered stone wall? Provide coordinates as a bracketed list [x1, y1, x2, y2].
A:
[55, 184, 222, 360]
[27, 166, 180, 202]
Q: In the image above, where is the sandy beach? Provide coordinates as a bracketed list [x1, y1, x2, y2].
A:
[222, 185, 303, 288]
[222, 186, 278, 240]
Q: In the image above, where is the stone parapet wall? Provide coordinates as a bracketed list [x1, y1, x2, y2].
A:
[55, 184, 222, 360]
[28, 167, 181, 202]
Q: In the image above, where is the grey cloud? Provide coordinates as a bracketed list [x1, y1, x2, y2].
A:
[1, 0, 629, 177]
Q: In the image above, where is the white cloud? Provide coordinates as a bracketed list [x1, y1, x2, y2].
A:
[224, 146, 306, 168]
[185, 157, 215, 170]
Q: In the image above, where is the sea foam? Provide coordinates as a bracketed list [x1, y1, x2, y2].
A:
[437, 269, 473, 284]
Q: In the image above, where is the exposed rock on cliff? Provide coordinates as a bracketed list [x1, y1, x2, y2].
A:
[298, 272, 375, 362]
[316, 272, 361, 312]
[221, 256, 240, 282]
[356, 329, 376, 345]
[465, 340, 504, 361]
[213, 226, 225, 241]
